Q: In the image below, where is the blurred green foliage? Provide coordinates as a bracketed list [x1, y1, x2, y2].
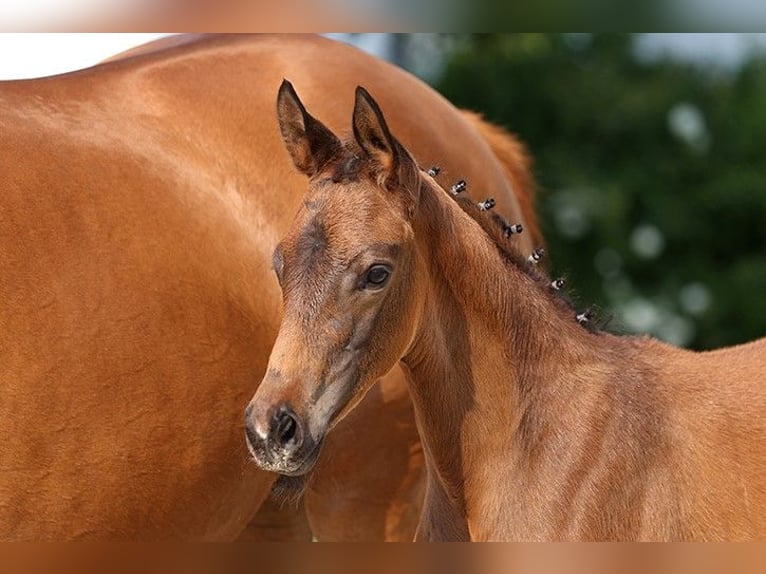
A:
[434, 34, 766, 350]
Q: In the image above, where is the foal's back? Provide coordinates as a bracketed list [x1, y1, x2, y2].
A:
[664, 339, 766, 540]
[654, 336, 766, 539]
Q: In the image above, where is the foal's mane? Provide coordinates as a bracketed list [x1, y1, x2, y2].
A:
[423, 169, 601, 334]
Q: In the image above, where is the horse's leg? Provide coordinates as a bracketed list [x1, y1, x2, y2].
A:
[235, 496, 313, 541]
[304, 366, 425, 541]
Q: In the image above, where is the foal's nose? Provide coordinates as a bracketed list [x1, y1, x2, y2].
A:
[244, 402, 304, 459]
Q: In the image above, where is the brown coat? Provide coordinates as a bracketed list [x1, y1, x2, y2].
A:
[0, 34, 538, 540]
[248, 81, 766, 541]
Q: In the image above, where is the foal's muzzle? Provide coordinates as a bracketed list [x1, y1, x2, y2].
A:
[244, 402, 318, 476]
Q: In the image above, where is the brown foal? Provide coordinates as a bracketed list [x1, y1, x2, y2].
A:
[246, 82, 766, 541]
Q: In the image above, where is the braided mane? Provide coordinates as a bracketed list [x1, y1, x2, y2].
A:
[426, 167, 600, 333]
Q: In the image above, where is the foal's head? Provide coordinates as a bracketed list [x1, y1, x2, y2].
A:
[245, 82, 431, 475]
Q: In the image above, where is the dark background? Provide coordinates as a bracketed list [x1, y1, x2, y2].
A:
[386, 33, 766, 350]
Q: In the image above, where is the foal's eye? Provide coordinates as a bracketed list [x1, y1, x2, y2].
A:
[365, 265, 391, 289]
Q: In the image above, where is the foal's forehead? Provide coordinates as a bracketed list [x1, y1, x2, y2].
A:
[307, 175, 404, 224]
[284, 178, 409, 259]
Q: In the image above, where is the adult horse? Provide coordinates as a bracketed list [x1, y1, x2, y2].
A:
[0, 34, 539, 540]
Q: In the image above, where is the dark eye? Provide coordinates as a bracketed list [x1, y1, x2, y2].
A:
[365, 265, 391, 289]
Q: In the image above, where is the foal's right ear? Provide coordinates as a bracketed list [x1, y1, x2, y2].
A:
[276, 80, 341, 177]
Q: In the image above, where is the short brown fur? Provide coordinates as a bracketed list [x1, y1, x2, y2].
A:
[0, 35, 538, 540]
[248, 84, 766, 541]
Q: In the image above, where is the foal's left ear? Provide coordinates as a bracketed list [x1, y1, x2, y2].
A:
[353, 87, 419, 199]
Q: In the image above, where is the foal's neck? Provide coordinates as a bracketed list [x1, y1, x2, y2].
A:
[402, 182, 613, 539]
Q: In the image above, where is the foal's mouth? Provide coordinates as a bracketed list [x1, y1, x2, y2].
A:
[276, 440, 323, 478]
[246, 433, 324, 478]
[268, 440, 324, 505]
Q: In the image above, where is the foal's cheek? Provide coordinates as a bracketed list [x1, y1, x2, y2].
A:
[358, 314, 405, 387]
[385, 274, 421, 350]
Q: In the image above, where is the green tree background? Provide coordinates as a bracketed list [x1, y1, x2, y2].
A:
[422, 34, 766, 351]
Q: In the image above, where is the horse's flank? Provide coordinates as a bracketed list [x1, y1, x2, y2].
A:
[0, 34, 539, 539]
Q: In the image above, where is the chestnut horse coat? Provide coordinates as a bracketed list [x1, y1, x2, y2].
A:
[0, 34, 537, 540]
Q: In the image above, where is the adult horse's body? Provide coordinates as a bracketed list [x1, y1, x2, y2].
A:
[0, 34, 538, 540]
[247, 83, 766, 541]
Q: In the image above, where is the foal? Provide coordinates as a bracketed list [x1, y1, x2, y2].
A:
[246, 81, 766, 541]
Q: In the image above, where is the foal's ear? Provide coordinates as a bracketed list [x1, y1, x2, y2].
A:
[277, 80, 341, 177]
[352, 87, 419, 196]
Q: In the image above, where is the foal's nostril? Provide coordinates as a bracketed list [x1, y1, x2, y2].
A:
[272, 406, 300, 447]
[276, 412, 297, 443]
